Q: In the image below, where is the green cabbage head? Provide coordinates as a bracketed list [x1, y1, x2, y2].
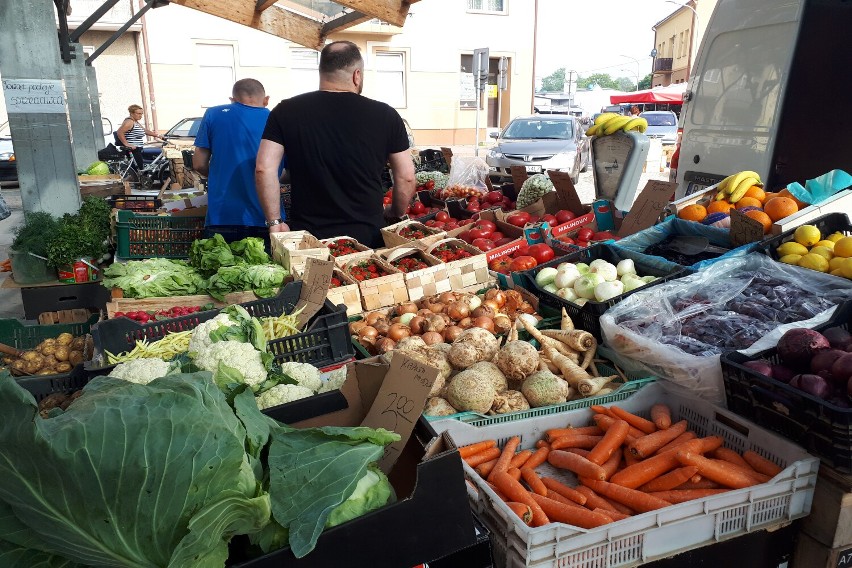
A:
[86, 161, 110, 175]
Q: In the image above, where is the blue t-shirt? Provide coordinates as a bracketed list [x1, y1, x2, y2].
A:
[195, 102, 279, 227]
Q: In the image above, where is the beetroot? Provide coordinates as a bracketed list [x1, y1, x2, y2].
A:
[823, 326, 852, 351]
[831, 353, 852, 385]
[777, 328, 830, 366]
[743, 359, 773, 377]
[792, 374, 832, 399]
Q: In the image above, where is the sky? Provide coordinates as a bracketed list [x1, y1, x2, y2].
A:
[534, 0, 687, 84]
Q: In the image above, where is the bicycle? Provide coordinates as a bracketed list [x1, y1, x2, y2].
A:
[105, 145, 171, 190]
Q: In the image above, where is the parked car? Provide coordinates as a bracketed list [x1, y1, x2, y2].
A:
[486, 115, 589, 184]
[0, 122, 14, 182]
[162, 116, 202, 144]
[639, 111, 678, 145]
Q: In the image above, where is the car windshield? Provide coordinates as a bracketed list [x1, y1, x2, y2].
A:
[166, 118, 201, 138]
[502, 119, 573, 140]
[641, 113, 676, 126]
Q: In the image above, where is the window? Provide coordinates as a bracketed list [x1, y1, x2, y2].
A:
[197, 44, 235, 108]
[373, 51, 406, 108]
[467, 0, 506, 13]
[682, 29, 690, 57]
[290, 48, 320, 96]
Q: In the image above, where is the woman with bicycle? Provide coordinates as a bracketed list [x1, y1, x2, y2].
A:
[116, 105, 163, 169]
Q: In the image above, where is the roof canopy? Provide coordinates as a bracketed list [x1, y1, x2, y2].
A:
[609, 83, 687, 104]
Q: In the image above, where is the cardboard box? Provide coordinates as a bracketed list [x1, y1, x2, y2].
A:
[271, 232, 331, 274]
[379, 245, 450, 301]
[425, 238, 491, 292]
[229, 356, 477, 568]
[794, 532, 852, 568]
[381, 220, 446, 249]
[338, 256, 409, 311]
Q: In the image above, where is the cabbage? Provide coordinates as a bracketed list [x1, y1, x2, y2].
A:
[325, 466, 394, 528]
[85, 161, 109, 175]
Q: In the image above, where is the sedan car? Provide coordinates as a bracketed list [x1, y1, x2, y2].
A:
[486, 115, 589, 184]
[639, 111, 678, 145]
[163, 116, 202, 144]
[0, 122, 15, 182]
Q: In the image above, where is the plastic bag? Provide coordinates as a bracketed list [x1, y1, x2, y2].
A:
[0, 192, 10, 221]
[785, 169, 852, 206]
[442, 156, 489, 198]
[600, 253, 852, 403]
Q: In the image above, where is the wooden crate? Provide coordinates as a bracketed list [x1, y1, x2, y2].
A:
[37, 309, 94, 325]
[379, 246, 450, 301]
[104, 290, 262, 318]
[802, 466, 852, 548]
[340, 257, 408, 311]
[271, 231, 330, 273]
[321, 236, 373, 267]
[381, 220, 446, 249]
[426, 238, 490, 291]
[793, 532, 852, 568]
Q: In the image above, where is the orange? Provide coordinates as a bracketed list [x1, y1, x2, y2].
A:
[735, 197, 763, 210]
[678, 204, 708, 222]
[707, 200, 734, 214]
[763, 191, 780, 202]
[763, 196, 799, 222]
[743, 186, 767, 202]
[778, 188, 808, 209]
[745, 210, 773, 235]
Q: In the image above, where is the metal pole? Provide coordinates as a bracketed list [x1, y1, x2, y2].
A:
[474, 82, 481, 156]
[620, 54, 641, 90]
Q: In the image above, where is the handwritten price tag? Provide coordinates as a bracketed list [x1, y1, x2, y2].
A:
[729, 209, 765, 247]
[294, 257, 335, 327]
[361, 353, 438, 473]
[617, 180, 678, 237]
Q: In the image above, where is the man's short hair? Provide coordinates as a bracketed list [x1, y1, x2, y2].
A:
[232, 78, 265, 99]
[319, 41, 363, 74]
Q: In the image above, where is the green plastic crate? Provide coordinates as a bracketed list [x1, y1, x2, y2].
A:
[115, 210, 205, 259]
[0, 315, 99, 351]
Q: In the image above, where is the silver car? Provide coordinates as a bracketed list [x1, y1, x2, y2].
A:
[486, 115, 589, 184]
[639, 111, 678, 145]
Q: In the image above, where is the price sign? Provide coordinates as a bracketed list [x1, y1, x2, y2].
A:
[729, 209, 766, 247]
[293, 257, 335, 327]
[617, 180, 678, 237]
[510, 166, 529, 192]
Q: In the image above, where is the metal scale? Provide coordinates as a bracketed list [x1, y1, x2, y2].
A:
[591, 130, 650, 212]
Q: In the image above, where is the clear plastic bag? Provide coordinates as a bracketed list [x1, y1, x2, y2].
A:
[600, 253, 852, 403]
[442, 156, 489, 198]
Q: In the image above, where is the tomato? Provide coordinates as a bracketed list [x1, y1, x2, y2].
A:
[444, 221, 459, 230]
[472, 238, 496, 252]
[493, 237, 515, 247]
[457, 230, 473, 243]
[114, 312, 125, 318]
[577, 227, 595, 242]
[542, 214, 558, 225]
[527, 243, 555, 264]
[473, 220, 496, 234]
[560, 237, 575, 245]
[513, 243, 530, 258]
[467, 228, 493, 240]
[505, 211, 531, 227]
[409, 201, 427, 215]
[576, 240, 589, 248]
[435, 211, 450, 222]
[555, 209, 577, 224]
[459, 218, 476, 226]
[466, 202, 481, 212]
[424, 220, 440, 228]
[509, 256, 538, 272]
[382, 196, 392, 205]
[483, 190, 503, 204]
[488, 257, 512, 274]
[528, 214, 540, 224]
[593, 231, 617, 241]
[489, 231, 504, 241]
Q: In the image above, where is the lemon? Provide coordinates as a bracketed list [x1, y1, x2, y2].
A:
[831, 268, 845, 277]
[779, 254, 803, 265]
[829, 257, 847, 272]
[826, 232, 846, 243]
[794, 225, 821, 247]
[798, 253, 829, 272]
[842, 257, 852, 279]
[810, 246, 834, 261]
[834, 236, 852, 258]
[776, 241, 809, 257]
[817, 240, 836, 250]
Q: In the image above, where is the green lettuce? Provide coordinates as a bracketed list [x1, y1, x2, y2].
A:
[102, 258, 206, 298]
[326, 466, 394, 528]
[206, 264, 287, 301]
[190, 233, 236, 275]
[230, 237, 270, 265]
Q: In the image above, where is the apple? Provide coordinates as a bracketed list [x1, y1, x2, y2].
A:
[472, 238, 496, 252]
[577, 227, 595, 242]
[555, 210, 577, 224]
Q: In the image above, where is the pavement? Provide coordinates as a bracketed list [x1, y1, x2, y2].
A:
[0, 187, 25, 320]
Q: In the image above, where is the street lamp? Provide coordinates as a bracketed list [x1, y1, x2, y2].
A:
[619, 54, 641, 91]
[665, 0, 700, 71]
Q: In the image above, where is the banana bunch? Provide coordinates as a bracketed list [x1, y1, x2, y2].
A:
[714, 170, 763, 203]
[585, 113, 648, 137]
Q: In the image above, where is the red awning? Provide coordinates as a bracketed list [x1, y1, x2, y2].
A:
[609, 84, 686, 104]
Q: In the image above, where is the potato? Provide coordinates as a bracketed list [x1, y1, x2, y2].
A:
[22, 350, 41, 362]
[55, 362, 72, 373]
[54, 346, 70, 362]
[56, 333, 74, 346]
[39, 344, 57, 357]
[70, 337, 86, 351]
[38, 338, 57, 351]
[42, 355, 58, 369]
[24, 360, 42, 374]
[11, 359, 27, 372]
[68, 350, 84, 366]
[37, 369, 55, 375]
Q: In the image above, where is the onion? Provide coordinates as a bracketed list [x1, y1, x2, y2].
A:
[365, 311, 384, 326]
[349, 320, 367, 335]
[443, 326, 463, 342]
[472, 305, 496, 319]
[397, 302, 418, 315]
[473, 316, 495, 333]
[359, 326, 379, 340]
[375, 337, 396, 353]
[417, 298, 432, 310]
[421, 331, 444, 345]
[447, 301, 470, 321]
[485, 288, 507, 307]
[493, 314, 512, 335]
[428, 301, 445, 314]
[374, 319, 390, 335]
[438, 291, 457, 305]
[515, 313, 538, 330]
[464, 294, 482, 311]
[409, 316, 427, 335]
[483, 299, 500, 313]
[359, 335, 377, 355]
[398, 312, 416, 326]
[458, 317, 473, 329]
[423, 314, 446, 333]
[417, 308, 434, 318]
[387, 323, 411, 342]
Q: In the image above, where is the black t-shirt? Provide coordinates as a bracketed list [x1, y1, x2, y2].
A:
[262, 91, 409, 247]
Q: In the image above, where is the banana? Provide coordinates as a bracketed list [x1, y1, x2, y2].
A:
[602, 116, 632, 136]
[594, 113, 619, 125]
[715, 189, 728, 201]
[716, 174, 735, 193]
[585, 124, 601, 136]
[725, 170, 762, 195]
[623, 117, 648, 133]
[728, 176, 761, 203]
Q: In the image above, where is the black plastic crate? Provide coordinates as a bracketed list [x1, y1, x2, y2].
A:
[720, 301, 852, 472]
[519, 244, 691, 341]
[91, 282, 353, 368]
[16, 364, 93, 402]
[757, 212, 851, 261]
[107, 195, 162, 212]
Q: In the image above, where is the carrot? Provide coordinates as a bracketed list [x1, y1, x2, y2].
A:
[594, 413, 645, 440]
[485, 481, 508, 501]
[464, 447, 501, 467]
[600, 494, 635, 516]
[507, 467, 522, 481]
[459, 440, 497, 458]
[647, 489, 730, 504]
[530, 493, 613, 528]
[610, 439, 705, 489]
[700, 459, 770, 483]
[475, 458, 498, 477]
[541, 477, 587, 505]
[675, 479, 721, 490]
[550, 435, 604, 450]
[546, 426, 603, 442]
[509, 450, 533, 469]
[629, 420, 688, 459]
[638, 466, 699, 492]
[689, 474, 702, 484]
[492, 472, 549, 527]
[595, 507, 629, 521]
[487, 436, 520, 482]
[650, 404, 672, 430]
[548, 450, 607, 480]
[590, 405, 614, 416]
[525, 446, 550, 470]
[742, 451, 783, 477]
[609, 406, 657, 435]
[506, 502, 533, 525]
[601, 451, 622, 481]
[675, 451, 759, 489]
[546, 489, 585, 508]
[566, 448, 591, 458]
[711, 447, 754, 471]
[535, 440, 551, 449]
[581, 479, 672, 513]
[623, 447, 639, 467]
[521, 467, 548, 496]
[655, 431, 697, 455]
[588, 419, 631, 465]
[575, 485, 618, 513]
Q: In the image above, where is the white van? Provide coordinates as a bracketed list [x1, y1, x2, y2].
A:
[671, 0, 852, 199]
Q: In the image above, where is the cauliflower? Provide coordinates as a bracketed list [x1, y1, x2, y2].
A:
[193, 340, 267, 390]
[318, 368, 347, 394]
[278, 362, 322, 392]
[256, 384, 314, 409]
[188, 314, 234, 355]
[108, 358, 172, 385]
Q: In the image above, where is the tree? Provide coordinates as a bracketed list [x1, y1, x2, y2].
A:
[540, 67, 566, 92]
[638, 73, 652, 90]
[615, 77, 636, 92]
[576, 73, 619, 90]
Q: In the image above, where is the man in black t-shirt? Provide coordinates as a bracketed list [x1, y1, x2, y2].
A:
[255, 41, 416, 248]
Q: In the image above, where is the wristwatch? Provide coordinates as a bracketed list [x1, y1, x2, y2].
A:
[265, 218, 286, 228]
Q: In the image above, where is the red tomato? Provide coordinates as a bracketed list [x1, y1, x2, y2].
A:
[577, 227, 595, 242]
[493, 237, 515, 247]
[488, 257, 512, 274]
[472, 238, 496, 251]
[443, 221, 459, 230]
[505, 212, 531, 227]
[489, 231, 504, 241]
[431, 221, 446, 230]
[486, 190, 504, 204]
[576, 240, 589, 248]
[509, 256, 538, 272]
[473, 220, 496, 233]
[466, 202, 481, 212]
[457, 230, 473, 243]
[527, 244, 555, 264]
[560, 237, 576, 245]
[555, 210, 577, 224]
[114, 312, 125, 318]
[410, 201, 427, 215]
[384, 189, 393, 198]
[467, 228, 493, 240]
[383, 196, 392, 205]
[593, 231, 617, 241]
[528, 214, 540, 224]
[542, 214, 558, 225]
[424, 220, 440, 227]
[435, 211, 450, 222]
[459, 218, 476, 226]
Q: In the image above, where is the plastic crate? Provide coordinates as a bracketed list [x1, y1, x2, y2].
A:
[107, 195, 162, 212]
[432, 381, 819, 568]
[115, 209, 205, 259]
[720, 301, 852, 472]
[519, 244, 690, 340]
[757, 212, 851, 261]
[90, 282, 353, 368]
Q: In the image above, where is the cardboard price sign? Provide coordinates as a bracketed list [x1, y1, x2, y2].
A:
[617, 180, 678, 238]
[729, 208, 767, 247]
[547, 170, 585, 214]
[293, 257, 335, 327]
[510, 166, 529, 191]
[360, 353, 438, 473]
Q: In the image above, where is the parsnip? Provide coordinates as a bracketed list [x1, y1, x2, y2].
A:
[560, 308, 575, 332]
[542, 344, 594, 389]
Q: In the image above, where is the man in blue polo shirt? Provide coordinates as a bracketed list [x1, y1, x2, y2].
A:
[193, 79, 284, 246]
